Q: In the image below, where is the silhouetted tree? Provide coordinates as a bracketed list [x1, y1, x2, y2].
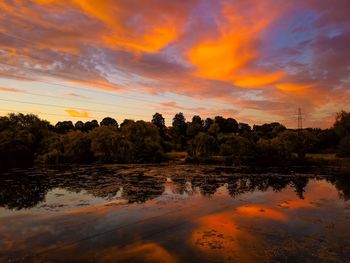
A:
[208, 123, 220, 137]
[170, 113, 187, 150]
[120, 119, 134, 128]
[214, 116, 226, 132]
[152, 113, 166, 137]
[192, 115, 204, 126]
[187, 115, 204, 138]
[2, 110, 350, 169]
[172, 113, 187, 135]
[80, 120, 99, 132]
[55, 121, 74, 133]
[334, 111, 350, 138]
[223, 118, 238, 133]
[75, 121, 85, 131]
[100, 117, 118, 127]
[238, 122, 251, 133]
[204, 118, 214, 131]
[254, 122, 286, 139]
[152, 113, 165, 130]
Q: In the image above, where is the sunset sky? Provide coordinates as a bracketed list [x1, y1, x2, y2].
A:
[0, 0, 349, 127]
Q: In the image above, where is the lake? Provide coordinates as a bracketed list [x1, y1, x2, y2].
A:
[0, 165, 349, 262]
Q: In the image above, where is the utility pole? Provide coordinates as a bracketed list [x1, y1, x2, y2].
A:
[297, 107, 303, 130]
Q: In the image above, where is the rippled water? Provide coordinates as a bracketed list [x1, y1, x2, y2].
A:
[0, 165, 349, 262]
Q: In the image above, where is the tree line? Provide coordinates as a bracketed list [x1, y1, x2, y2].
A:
[0, 111, 349, 171]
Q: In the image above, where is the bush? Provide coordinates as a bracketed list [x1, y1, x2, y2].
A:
[189, 133, 218, 160]
[37, 131, 93, 164]
[219, 135, 256, 165]
[255, 139, 291, 166]
[277, 130, 317, 159]
[89, 126, 124, 163]
[0, 114, 50, 170]
[121, 120, 165, 163]
[337, 136, 350, 157]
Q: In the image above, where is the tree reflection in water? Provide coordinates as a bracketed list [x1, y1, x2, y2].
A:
[0, 166, 349, 210]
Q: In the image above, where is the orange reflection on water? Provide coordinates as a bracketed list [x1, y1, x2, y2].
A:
[98, 242, 177, 263]
[277, 199, 312, 209]
[1, 169, 350, 263]
[191, 211, 256, 262]
[235, 205, 288, 221]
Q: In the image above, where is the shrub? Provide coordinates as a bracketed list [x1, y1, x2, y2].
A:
[337, 136, 350, 157]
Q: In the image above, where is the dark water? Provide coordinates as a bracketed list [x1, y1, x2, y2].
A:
[0, 165, 349, 262]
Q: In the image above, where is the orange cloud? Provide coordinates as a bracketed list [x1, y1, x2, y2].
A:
[0, 86, 23, 93]
[43, 0, 192, 53]
[188, 1, 286, 87]
[67, 93, 88, 99]
[0, 1, 93, 55]
[273, 82, 337, 110]
[276, 83, 314, 94]
[235, 71, 285, 88]
[160, 101, 179, 108]
[65, 109, 90, 118]
[71, 1, 167, 52]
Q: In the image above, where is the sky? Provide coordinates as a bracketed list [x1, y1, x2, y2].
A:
[0, 0, 350, 128]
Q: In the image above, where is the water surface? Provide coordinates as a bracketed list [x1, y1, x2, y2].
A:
[0, 165, 349, 262]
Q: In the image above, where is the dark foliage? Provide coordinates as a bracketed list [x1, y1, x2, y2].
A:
[0, 114, 50, 170]
[0, 111, 349, 171]
[55, 121, 74, 133]
[100, 117, 118, 127]
[152, 113, 166, 137]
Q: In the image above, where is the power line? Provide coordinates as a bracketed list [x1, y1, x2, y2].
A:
[22, 92, 223, 117]
[1, 33, 346, 125]
[0, 97, 231, 122]
[0, 85, 223, 120]
[0, 63, 225, 116]
[2, 43, 321, 125]
[0, 57, 135, 94]
[0, 68, 237, 119]
[0, 64, 159, 104]
[1, 34, 217, 107]
[0, 98, 147, 118]
[24, 91, 156, 112]
[0, 48, 220, 109]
